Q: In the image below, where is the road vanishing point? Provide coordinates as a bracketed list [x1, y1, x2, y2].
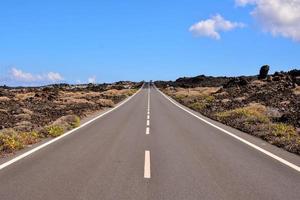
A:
[0, 83, 300, 200]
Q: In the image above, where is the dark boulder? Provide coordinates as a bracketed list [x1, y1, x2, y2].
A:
[223, 77, 248, 88]
[288, 69, 300, 77]
[288, 69, 300, 85]
[258, 65, 270, 79]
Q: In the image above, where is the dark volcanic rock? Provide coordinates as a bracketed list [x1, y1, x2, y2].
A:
[155, 67, 300, 128]
[0, 82, 140, 132]
[288, 69, 300, 85]
[288, 69, 300, 77]
[175, 75, 230, 87]
[223, 77, 248, 88]
[258, 65, 270, 80]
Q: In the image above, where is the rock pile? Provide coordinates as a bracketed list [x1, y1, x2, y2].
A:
[0, 82, 141, 132]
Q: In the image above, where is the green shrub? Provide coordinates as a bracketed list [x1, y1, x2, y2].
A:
[18, 131, 40, 145]
[271, 123, 296, 140]
[174, 94, 187, 101]
[71, 116, 80, 128]
[216, 104, 269, 124]
[46, 125, 65, 137]
[126, 89, 137, 96]
[52, 115, 81, 131]
[202, 95, 214, 103]
[0, 132, 24, 152]
[189, 102, 206, 111]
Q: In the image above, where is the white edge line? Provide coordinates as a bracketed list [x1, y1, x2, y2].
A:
[144, 150, 151, 178]
[155, 85, 300, 172]
[0, 84, 144, 171]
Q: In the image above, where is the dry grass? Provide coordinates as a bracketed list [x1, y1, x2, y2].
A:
[166, 87, 220, 98]
[60, 91, 85, 98]
[0, 109, 8, 114]
[164, 87, 217, 111]
[221, 99, 231, 103]
[101, 89, 123, 96]
[216, 103, 269, 124]
[51, 115, 81, 131]
[214, 91, 228, 97]
[15, 92, 35, 100]
[293, 86, 300, 95]
[234, 96, 247, 102]
[192, 87, 220, 95]
[101, 89, 136, 97]
[21, 108, 33, 115]
[46, 125, 65, 137]
[96, 99, 114, 107]
[189, 102, 207, 111]
[14, 113, 31, 121]
[57, 97, 94, 105]
[18, 131, 40, 145]
[0, 96, 10, 102]
[250, 80, 267, 86]
[0, 129, 40, 153]
[60, 91, 101, 99]
[0, 132, 24, 152]
[0, 114, 81, 155]
[271, 123, 297, 140]
[15, 121, 34, 132]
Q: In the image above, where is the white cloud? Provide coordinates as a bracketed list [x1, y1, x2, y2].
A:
[47, 72, 63, 81]
[10, 67, 63, 83]
[236, 0, 257, 6]
[189, 14, 245, 40]
[88, 76, 96, 84]
[236, 0, 300, 41]
[11, 68, 36, 82]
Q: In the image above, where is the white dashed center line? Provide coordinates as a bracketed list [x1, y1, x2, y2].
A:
[146, 85, 151, 133]
[144, 84, 151, 179]
[146, 127, 150, 135]
[144, 150, 151, 178]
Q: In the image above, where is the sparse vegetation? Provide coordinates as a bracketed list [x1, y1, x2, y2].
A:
[157, 68, 300, 155]
[96, 99, 114, 107]
[0, 131, 24, 153]
[271, 123, 296, 140]
[46, 125, 65, 137]
[216, 103, 269, 124]
[166, 87, 300, 154]
[0, 130, 41, 154]
[71, 116, 81, 128]
[0, 82, 142, 156]
[165, 87, 217, 112]
[189, 102, 206, 111]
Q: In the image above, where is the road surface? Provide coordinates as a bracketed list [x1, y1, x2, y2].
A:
[0, 83, 299, 200]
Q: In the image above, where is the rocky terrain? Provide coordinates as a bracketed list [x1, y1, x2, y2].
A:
[156, 67, 300, 155]
[0, 82, 142, 156]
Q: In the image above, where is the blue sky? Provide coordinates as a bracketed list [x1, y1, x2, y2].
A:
[0, 0, 299, 86]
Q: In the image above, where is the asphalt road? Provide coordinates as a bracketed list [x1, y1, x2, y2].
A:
[0, 83, 299, 200]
